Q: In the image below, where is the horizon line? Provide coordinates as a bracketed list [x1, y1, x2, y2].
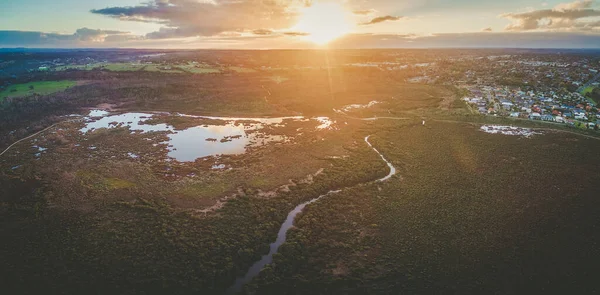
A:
[3, 47, 600, 51]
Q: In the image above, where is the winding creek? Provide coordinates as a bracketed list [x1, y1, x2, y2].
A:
[225, 135, 397, 294]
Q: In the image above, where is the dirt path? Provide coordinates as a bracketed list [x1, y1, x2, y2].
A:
[0, 122, 62, 157]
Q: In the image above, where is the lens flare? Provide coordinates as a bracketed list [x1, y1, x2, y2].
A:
[292, 2, 352, 45]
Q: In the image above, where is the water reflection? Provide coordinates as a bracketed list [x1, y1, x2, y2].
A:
[79, 111, 320, 162]
[167, 125, 252, 162]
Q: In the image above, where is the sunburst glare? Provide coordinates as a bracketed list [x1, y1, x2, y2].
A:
[292, 2, 352, 45]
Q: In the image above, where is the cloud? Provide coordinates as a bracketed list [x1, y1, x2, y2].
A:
[91, 0, 307, 39]
[252, 29, 274, 36]
[501, 0, 600, 31]
[283, 31, 310, 36]
[0, 28, 136, 47]
[360, 15, 403, 25]
[353, 9, 376, 15]
[5, 29, 600, 49]
[555, 0, 594, 10]
[0, 31, 72, 46]
[328, 32, 600, 49]
[74, 28, 131, 42]
[482, 27, 493, 32]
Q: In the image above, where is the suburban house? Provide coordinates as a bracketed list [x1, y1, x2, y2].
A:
[529, 112, 542, 120]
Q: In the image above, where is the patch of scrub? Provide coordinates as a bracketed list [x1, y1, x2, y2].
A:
[480, 125, 542, 137]
[104, 177, 135, 189]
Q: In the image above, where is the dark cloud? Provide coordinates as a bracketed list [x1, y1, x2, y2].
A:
[0, 29, 137, 47]
[501, 0, 600, 31]
[360, 15, 403, 25]
[0, 31, 72, 46]
[482, 27, 493, 32]
[91, 0, 305, 39]
[74, 28, 131, 42]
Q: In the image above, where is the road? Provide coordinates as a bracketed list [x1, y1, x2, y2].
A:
[578, 70, 600, 93]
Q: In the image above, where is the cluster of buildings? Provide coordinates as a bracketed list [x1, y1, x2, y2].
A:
[463, 85, 600, 130]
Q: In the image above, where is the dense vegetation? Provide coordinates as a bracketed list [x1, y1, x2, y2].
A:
[247, 120, 600, 294]
[2, 49, 600, 295]
[0, 66, 448, 151]
[0, 128, 389, 294]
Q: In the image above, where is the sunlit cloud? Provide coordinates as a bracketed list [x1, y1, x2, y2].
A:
[3, 0, 600, 48]
[91, 0, 308, 39]
[360, 15, 403, 26]
[501, 0, 600, 31]
[353, 9, 377, 15]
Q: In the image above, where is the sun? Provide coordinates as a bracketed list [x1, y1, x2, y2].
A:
[292, 2, 352, 45]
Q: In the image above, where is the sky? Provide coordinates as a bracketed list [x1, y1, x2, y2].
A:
[2, 0, 600, 48]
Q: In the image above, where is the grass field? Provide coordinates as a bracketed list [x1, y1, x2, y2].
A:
[55, 63, 145, 72]
[178, 65, 221, 74]
[55, 64, 101, 71]
[102, 63, 145, 72]
[269, 76, 289, 84]
[55, 62, 221, 74]
[581, 86, 595, 95]
[143, 64, 185, 73]
[0, 80, 77, 100]
[230, 67, 257, 73]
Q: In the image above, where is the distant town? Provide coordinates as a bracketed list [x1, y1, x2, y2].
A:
[2, 49, 600, 133]
[402, 53, 600, 130]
